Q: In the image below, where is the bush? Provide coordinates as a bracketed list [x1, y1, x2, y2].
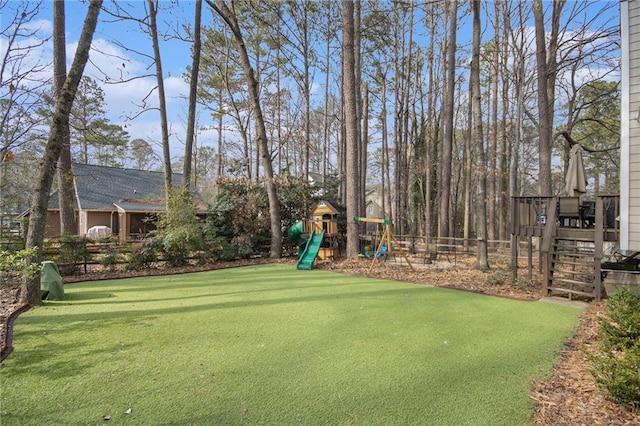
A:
[231, 234, 253, 259]
[53, 235, 90, 275]
[154, 189, 204, 267]
[589, 289, 640, 412]
[100, 245, 122, 271]
[0, 247, 39, 287]
[208, 236, 236, 261]
[126, 240, 160, 270]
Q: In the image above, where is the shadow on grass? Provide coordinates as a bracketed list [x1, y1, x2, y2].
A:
[61, 279, 374, 307]
[5, 339, 142, 379]
[61, 291, 116, 301]
[23, 286, 445, 330]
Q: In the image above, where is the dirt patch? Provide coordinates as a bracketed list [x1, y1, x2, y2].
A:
[1, 255, 638, 424]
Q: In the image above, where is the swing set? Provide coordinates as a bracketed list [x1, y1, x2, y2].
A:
[354, 216, 415, 272]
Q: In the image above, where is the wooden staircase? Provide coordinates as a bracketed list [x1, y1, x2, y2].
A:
[512, 195, 619, 302]
[540, 197, 612, 302]
[546, 237, 602, 300]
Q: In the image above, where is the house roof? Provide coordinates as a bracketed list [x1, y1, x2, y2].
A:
[308, 172, 340, 187]
[48, 163, 205, 213]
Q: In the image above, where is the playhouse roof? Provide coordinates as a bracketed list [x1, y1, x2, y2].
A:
[311, 200, 339, 216]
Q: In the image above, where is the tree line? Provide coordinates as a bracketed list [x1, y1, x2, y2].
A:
[0, 0, 620, 303]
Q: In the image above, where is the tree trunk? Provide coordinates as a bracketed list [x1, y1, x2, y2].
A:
[148, 0, 173, 204]
[342, 0, 360, 258]
[401, 8, 414, 235]
[302, 0, 311, 181]
[361, 82, 368, 216]
[24, 0, 102, 305]
[380, 72, 390, 219]
[438, 0, 457, 239]
[209, 0, 282, 257]
[472, 0, 489, 270]
[488, 3, 499, 243]
[424, 5, 437, 240]
[322, 2, 332, 188]
[183, 0, 202, 190]
[463, 78, 472, 248]
[354, 0, 364, 218]
[532, 0, 552, 196]
[54, 0, 76, 236]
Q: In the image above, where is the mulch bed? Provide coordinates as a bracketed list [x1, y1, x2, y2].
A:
[1, 256, 638, 424]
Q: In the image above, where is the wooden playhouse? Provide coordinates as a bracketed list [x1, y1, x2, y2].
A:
[304, 200, 340, 260]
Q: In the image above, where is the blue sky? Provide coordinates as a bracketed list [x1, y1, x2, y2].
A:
[3, 0, 621, 166]
[14, 1, 211, 162]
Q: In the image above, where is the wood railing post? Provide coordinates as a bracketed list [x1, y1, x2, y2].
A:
[594, 196, 604, 301]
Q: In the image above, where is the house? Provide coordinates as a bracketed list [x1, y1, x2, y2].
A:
[41, 163, 207, 241]
[365, 188, 386, 220]
[621, 1, 640, 253]
[307, 172, 340, 197]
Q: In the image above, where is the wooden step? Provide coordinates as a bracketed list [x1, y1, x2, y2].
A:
[553, 256, 595, 265]
[555, 247, 595, 256]
[551, 267, 594, 276]
[547, 286, 595, 297]
[552, 277, 594, 286]
[551, 262, 595, 270]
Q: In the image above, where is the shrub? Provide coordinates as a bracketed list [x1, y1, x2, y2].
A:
[100, 245, 122, 271]
[54, 235, 90, 275]
[589, 289, 640, 412]
[160, 226, 200, 267]
[154, 188, 204, 267]
[231, 234, 253, 259]
[0, 247, 39, 287]
[126, 240, 159, 270]
[209, 236, 235, 261]
[486, 269, 508, 286]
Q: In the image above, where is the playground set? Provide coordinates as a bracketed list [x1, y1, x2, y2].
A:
[288, 201, 415, 271]
[288, 201, 340, 269]
[354, 216, 415, 271]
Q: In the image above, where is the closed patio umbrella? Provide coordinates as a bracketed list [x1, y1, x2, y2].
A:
[564, 144, 587, 197]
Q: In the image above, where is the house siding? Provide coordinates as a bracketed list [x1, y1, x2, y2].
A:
[625, 0, 640, 250]
[45, 212, 61, 237]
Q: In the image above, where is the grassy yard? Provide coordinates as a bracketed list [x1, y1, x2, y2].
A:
[1, 264, 582, 425]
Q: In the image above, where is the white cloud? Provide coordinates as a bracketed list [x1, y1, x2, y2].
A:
[23, 18, 53, 36]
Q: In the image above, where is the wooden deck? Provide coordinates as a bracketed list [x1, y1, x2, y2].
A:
[511, 195, 620, 301]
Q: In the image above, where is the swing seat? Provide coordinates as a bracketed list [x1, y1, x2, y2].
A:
[375, 246, 388, 261]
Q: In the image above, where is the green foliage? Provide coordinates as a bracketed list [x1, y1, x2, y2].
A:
[0, 247, 39, 286]
[100, 245, 122, 271]
[231, 234, 253, 259]
[207, 236, 236, 261]
[209, 177, 270, 238]
[277, 174, 318, 229]
[589, 290, 640, 412]
[154, 188, 204, 267]
[52, 235, 90, 276]
[126, 241, 160, 270]
[486, 269, 508, 286]
[600, 290, 640, 350]
[205, 176, 342, 260]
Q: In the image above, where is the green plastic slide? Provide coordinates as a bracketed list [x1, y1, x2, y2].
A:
[296, 230, 326, 270]
[288, 220, 307, 258]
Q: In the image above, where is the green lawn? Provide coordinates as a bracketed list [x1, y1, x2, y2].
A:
[1, 264, 582, 425]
